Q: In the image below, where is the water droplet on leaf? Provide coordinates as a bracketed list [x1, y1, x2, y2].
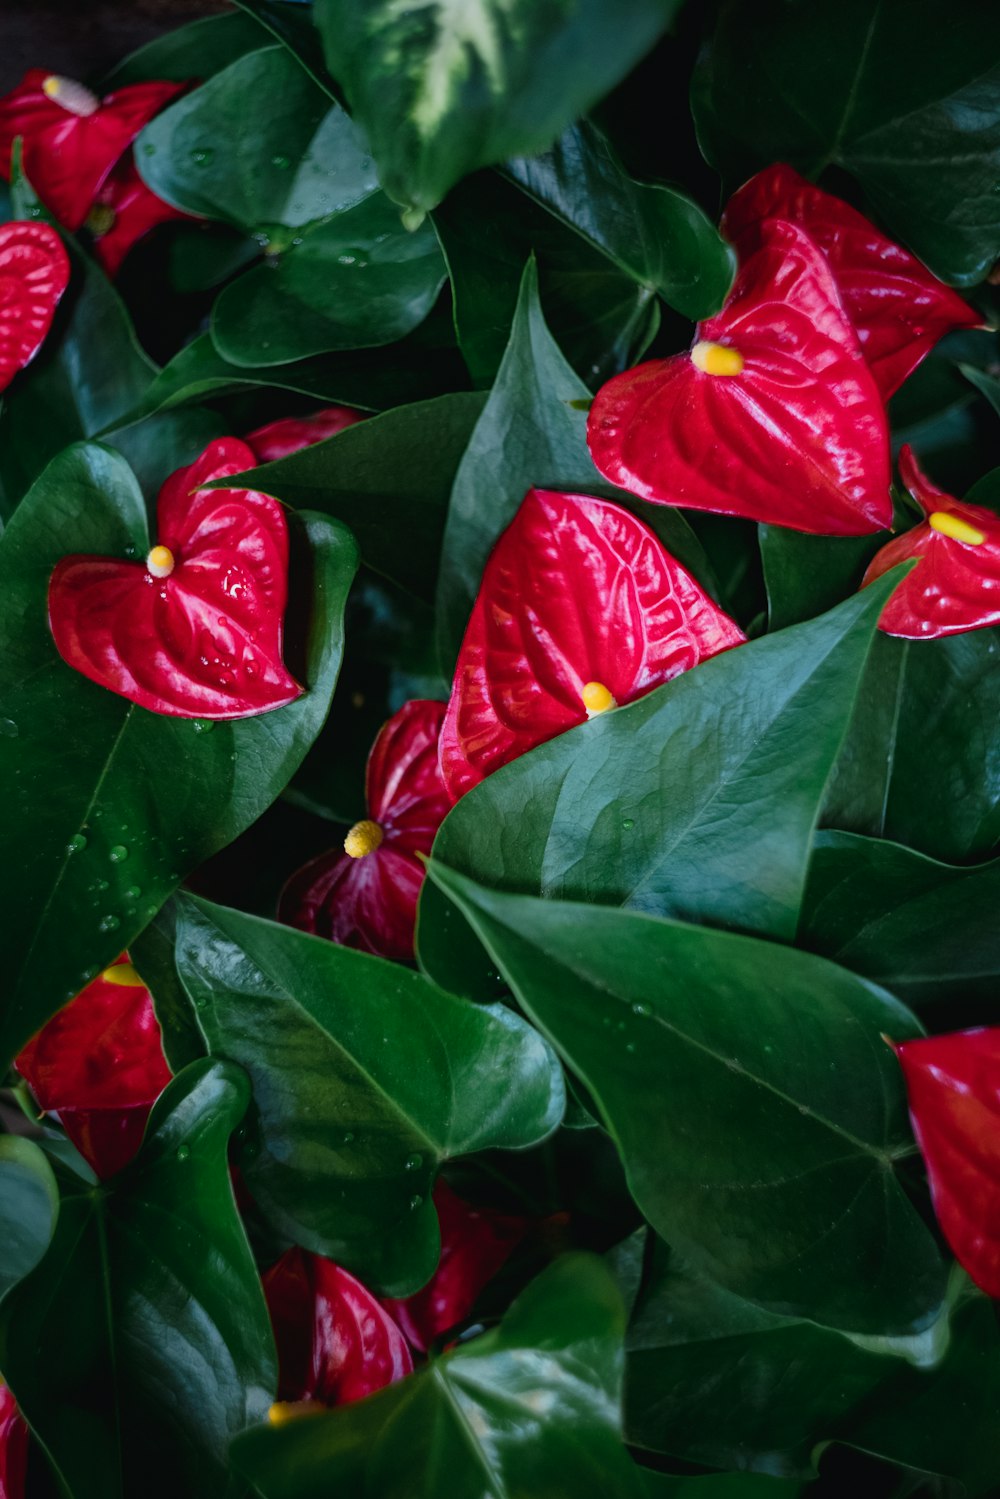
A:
[110, 845, 128, 863]
[404, 1153, 422, 1172]
[0, 717, 18, 737]
[409, 1194, 423, 1211]
[98, 913, 120, 933]
[67, 833, 87, 853]
[176, 1145, 190, 1162]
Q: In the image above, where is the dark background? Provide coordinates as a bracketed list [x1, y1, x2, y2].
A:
[0, 0, 228, 92]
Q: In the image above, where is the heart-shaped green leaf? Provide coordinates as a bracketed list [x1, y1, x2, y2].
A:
[0, 1138, 59, 1300]
[0, 443, 357, 1069]
[0, 1060, 276, 1499]
[426, 863, 945, 1335]
[168, 891, 564, 1295]
[101, 10, 266, 89]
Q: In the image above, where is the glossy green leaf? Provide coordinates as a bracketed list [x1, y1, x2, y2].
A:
[823, 629, 1000, 861]
[100, 11, 267, 89]
[759, 528, 885, 632]
[315, 0, 680, 216]
[889, 330, 999, 498]
[693, 0, 1000, 285]
[0, 443, 357, 1069]
[209, 391, 485, 603]
[170, 892, 564, 1295]
[800, 830, 1000, 1011]
[231, 0, 335, 96]
[505, 119, 734, 320]
[963, 362, 1000, 421]
[420, 578, 899, 1000]
[0, 1138, 59, 1300]
[232, 1252, 645, 1498]
[427, 864, 945, 1335]
[642, 1479, 802, 1499]
[435, 259, 713, 670]
[0, 1061, 276, 1499]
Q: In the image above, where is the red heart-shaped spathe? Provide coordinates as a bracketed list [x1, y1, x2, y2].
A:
[383, 1181, 529, 1352]
[15, 954, 172, 1179]
[264, 1247, 413, 1409]
[862, 446, 1000, 639]
[0, 1385, 27, 1499]
[438, 488, 746, 799]
[587, 218, 892, 535]
[722, 164, 982, 401]
[0, 220, 69, 393]
[89, 154, 191, 278]
[0, 72, 185, 231]
[280, 699, 450, 962]
[894, 1028, 1000, 1298]
[49, 437, 304, 719]
[246, 406, 365, 463]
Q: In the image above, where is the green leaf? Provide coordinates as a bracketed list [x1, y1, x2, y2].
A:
[823, 629, 1000, 861]
[419, 579, 898, 1001]
[426, 863, 945, 1335]
[209, 391, 485, 603]
[231, 1252, 646, 1499]
[692, 0, 1000, 285]
[800, 830, 1000, 1011]
[963, 361, 1000, 421]
[0, 1061, 276, 1499]
[171, 892, 564, 1295]
[889, 331, 999, 498]
[211, 191, 446, 365]
[315, 0, 680, 215]
[505, 119, 734, 321]
[100, 10, 267, 89]
[0, 443, 358, 1069]
[231, 0, 336, 96]
[0, 1138, 59, 1300]
[759, 528, 885, 632]
[435, 259, 713, 670]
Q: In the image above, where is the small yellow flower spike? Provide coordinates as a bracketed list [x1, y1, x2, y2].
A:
[268, 1401, 325, 1426]
[101, 962, 145, 987]
[85, 203, 117, 238]
[582, 681, 616, 717]
[691, 340, 745, 377]
[146, 545, 176, 579]
[344, 818, 384, 859]
[928, 511, 986, 546]
[41, 75, 100, 117]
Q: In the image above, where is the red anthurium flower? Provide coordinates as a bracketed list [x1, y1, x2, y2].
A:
[15, 954, 172, 1179]
[88, 154, 191, 278]
[0, 71, 184, 232]
[48, 437, 304, 719]
[894, 1028, 1000, 1298]
[264, 1247, 412, 1418]
[280, 699, 449, 962]
[0, 220, 69, 393]
[0, 1384, 27, 1499]
[862, 446, 1000, 639]
[722, 164, 982, 401]
[438, 488, 746, 799]
[383, 1181, 529, 1353]
[246, 407, 365, 463]
[587, 218, 892, 535]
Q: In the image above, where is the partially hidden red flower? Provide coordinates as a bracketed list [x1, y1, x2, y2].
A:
[587, 218, 892, 535]
[0, 220, 69, 392]
[280, 699, 449, 962]
[722, 164, 982, 402]
[894, 1028, 1000, 1298]
[0, 1385, 27, 1499]
[438, 488, 746, 800]
[88, 154, 191, 278]
[383, 1181, 529, 1353]
[862, 446, 1000, 639]
[246, 407, 365, 463]
[49, 437, 304, 719]
[15, 954, 172, 1179]
[0, 71, 184, 231]
[264, 1247, 412, 1414]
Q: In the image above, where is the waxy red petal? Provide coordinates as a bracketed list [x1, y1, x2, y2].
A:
[90, 154, 191, 278]
[0, 220, 69, 392]
[863, 446, 1000, 638]
[587, 219, 892, 535]
[383, 1181, 529, 1352]
[438, 488, 746, 799]
[0, 72, 184, 231]
[280, 700, 449, 961]
[246, 407, 365, 463]
[264, 1247, 412, 1407]
[0, 1386, 27, 1499]
[15, 954, 172, 1179]
[895, 1028, 1000, 1298]
[48, 437, 304, 719]
[723, 164, 982, 401]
